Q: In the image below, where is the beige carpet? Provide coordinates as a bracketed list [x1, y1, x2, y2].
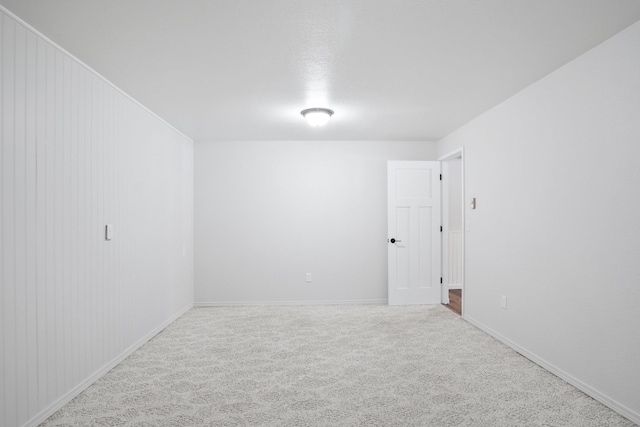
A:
[41, 305, 633, 426]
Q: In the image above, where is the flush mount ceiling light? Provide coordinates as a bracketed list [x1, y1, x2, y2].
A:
[301, 108, 334, 127]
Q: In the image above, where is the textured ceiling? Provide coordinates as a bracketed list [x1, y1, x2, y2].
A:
[2, 0, 640, 142]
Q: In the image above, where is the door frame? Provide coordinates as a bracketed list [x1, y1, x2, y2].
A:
[438, 147, 465, 315]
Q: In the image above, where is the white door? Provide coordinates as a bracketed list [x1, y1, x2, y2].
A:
[388, 161, 441, 305]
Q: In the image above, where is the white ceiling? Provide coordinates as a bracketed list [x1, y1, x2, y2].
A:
[2, 1, 640, 142]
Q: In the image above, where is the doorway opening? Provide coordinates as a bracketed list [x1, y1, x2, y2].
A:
[439, 148, 464, 316]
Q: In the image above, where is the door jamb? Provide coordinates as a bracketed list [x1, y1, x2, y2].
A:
[438, 147, 465, 316]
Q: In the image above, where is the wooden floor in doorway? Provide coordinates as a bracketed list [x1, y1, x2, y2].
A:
[444, 289, 462, 316]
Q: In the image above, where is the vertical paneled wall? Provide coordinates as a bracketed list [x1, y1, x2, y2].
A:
[1, 10, 194, 427]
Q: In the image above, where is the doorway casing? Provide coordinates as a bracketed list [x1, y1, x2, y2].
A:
[439, 147, 465, 316]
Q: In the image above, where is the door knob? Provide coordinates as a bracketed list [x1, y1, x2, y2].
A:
[390, 238, 401, 243]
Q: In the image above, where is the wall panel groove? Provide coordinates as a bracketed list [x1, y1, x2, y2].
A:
[0, 9, 194, 427]
[0, 13, 5, 425]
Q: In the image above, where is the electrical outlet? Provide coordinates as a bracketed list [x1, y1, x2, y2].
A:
[501, 295, 507, 309]
[305, 273, 312, 283]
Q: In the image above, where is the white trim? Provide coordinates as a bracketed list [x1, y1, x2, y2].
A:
[441, 161, 451, 304]
[464, 315, 640, 425]
[24, 303, 194, 427]
[194, 299, 388, 307]
[438, 147, 464, 162]
[0, 5, 193, 143]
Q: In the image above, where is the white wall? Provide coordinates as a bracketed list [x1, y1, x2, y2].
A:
[438, 20, 640, 422]
[0, 10, 194, 427]
[194, 140, 436, 304]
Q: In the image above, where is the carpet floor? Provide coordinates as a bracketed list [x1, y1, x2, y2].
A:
[40, 305, 634, 426]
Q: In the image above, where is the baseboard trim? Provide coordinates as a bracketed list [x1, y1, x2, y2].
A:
[24, 303, 194, 427]
[194, 299, 388, 307]
[464, 315, 640, 425]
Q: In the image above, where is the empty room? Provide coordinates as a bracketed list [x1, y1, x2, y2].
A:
[1, 1, 640, 426]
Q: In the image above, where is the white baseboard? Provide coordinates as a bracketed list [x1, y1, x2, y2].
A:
[24, 303, 194, 427]
[464, 315, 640, 425]
[194, 299, 388, 307]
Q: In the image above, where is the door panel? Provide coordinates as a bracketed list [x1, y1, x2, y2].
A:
[388, 161, 441, 305]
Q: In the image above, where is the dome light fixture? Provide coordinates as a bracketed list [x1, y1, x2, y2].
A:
[301, 107, 334, 127]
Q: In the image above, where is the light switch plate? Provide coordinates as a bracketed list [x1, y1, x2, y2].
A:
[105, 224, 113, 240]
